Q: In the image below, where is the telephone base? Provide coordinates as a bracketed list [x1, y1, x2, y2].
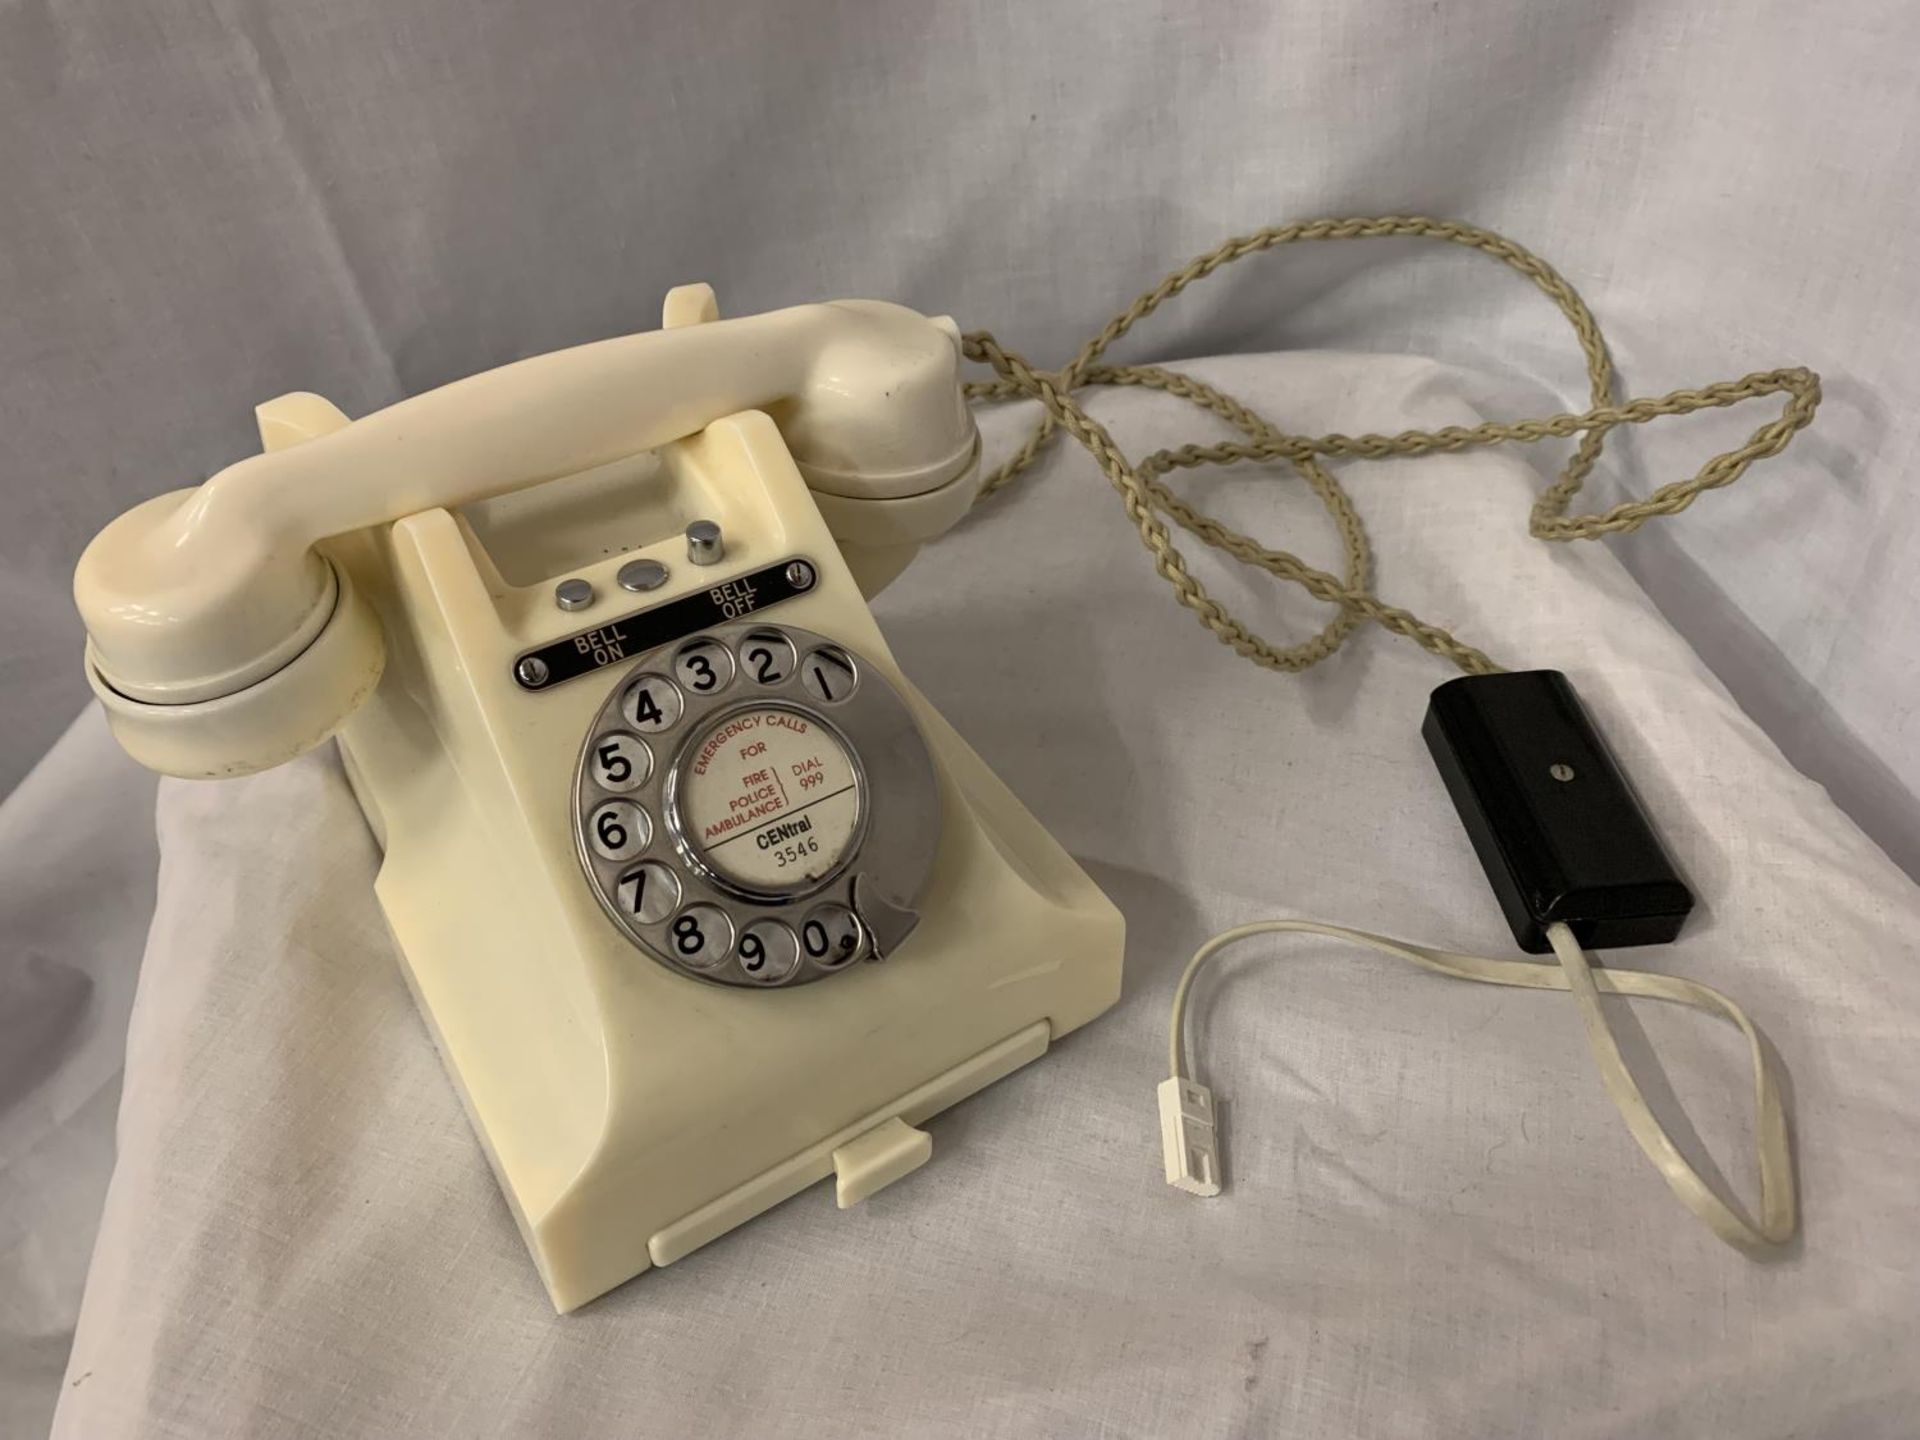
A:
[332, 408, 1124, 1311]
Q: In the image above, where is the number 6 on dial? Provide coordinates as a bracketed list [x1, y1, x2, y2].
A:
[589, 801, 649, 861]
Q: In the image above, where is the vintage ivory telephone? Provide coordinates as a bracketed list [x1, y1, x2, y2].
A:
[76, 285, 1125, 1310]
[77, 217, 1814, 1310]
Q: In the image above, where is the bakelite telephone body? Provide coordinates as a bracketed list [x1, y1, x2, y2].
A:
[75, 286, 1125, 1311]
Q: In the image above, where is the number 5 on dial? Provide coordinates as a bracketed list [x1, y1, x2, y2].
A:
[590, 733, 650, 792]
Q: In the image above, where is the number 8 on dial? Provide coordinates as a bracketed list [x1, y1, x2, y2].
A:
[669, 905, 733, 968]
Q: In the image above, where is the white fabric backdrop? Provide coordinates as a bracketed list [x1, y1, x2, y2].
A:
[2, 0, 1918, 867]
[37, 356, 1920, 1437]
[0, 714, 155, 1438]
[7, 1, 1920, 1434]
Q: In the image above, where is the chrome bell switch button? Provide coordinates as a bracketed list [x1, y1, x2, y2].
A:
[617, 559, 670, 592]
[686, 520, 724, 566]
[555, 577, 596, 611]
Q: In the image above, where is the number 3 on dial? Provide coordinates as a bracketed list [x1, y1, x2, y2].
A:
[674, 640, 733, 695]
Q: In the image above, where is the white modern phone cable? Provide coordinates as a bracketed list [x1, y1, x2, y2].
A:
[1157, 918, 1795, 1250]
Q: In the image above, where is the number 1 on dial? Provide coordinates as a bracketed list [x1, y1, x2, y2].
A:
[801, 647, 855, 703]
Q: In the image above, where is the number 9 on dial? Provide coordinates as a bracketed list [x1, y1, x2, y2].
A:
[739, 920, 800, 984]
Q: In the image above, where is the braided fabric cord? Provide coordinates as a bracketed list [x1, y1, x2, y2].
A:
[962, 216, 1821, 677]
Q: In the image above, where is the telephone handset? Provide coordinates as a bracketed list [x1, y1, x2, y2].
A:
[75, 284, 1125, 1309]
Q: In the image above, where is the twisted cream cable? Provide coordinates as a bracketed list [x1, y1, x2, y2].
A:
[962, 216, 1821, 677]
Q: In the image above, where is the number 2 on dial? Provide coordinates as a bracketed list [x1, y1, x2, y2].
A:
[740, 630, 795, 685]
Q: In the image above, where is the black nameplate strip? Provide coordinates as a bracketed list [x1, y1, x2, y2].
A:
[513, 557, 815, 692]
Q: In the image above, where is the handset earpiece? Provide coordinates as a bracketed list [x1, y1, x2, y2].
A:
[655, 285, 981, 597]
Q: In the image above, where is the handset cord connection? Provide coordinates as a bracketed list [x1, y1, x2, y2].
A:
[960, 217, 1808, 1249]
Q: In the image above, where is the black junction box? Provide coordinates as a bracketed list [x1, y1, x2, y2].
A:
[1422, 670, 1693, 954]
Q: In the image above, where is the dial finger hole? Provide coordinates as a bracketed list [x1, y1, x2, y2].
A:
[800, 904, 864, 969]
[738, 920, 800, 985]
[615, 861, 679, 925]
[622, 674, 683, 732]
[669, 904, 734, 969]
[589, 732, 651, 792]
[800, 646, 857, 704]
[588, 800, 650, 861]
[674, 638, 734, 696]
[739, 629, 797, 687]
